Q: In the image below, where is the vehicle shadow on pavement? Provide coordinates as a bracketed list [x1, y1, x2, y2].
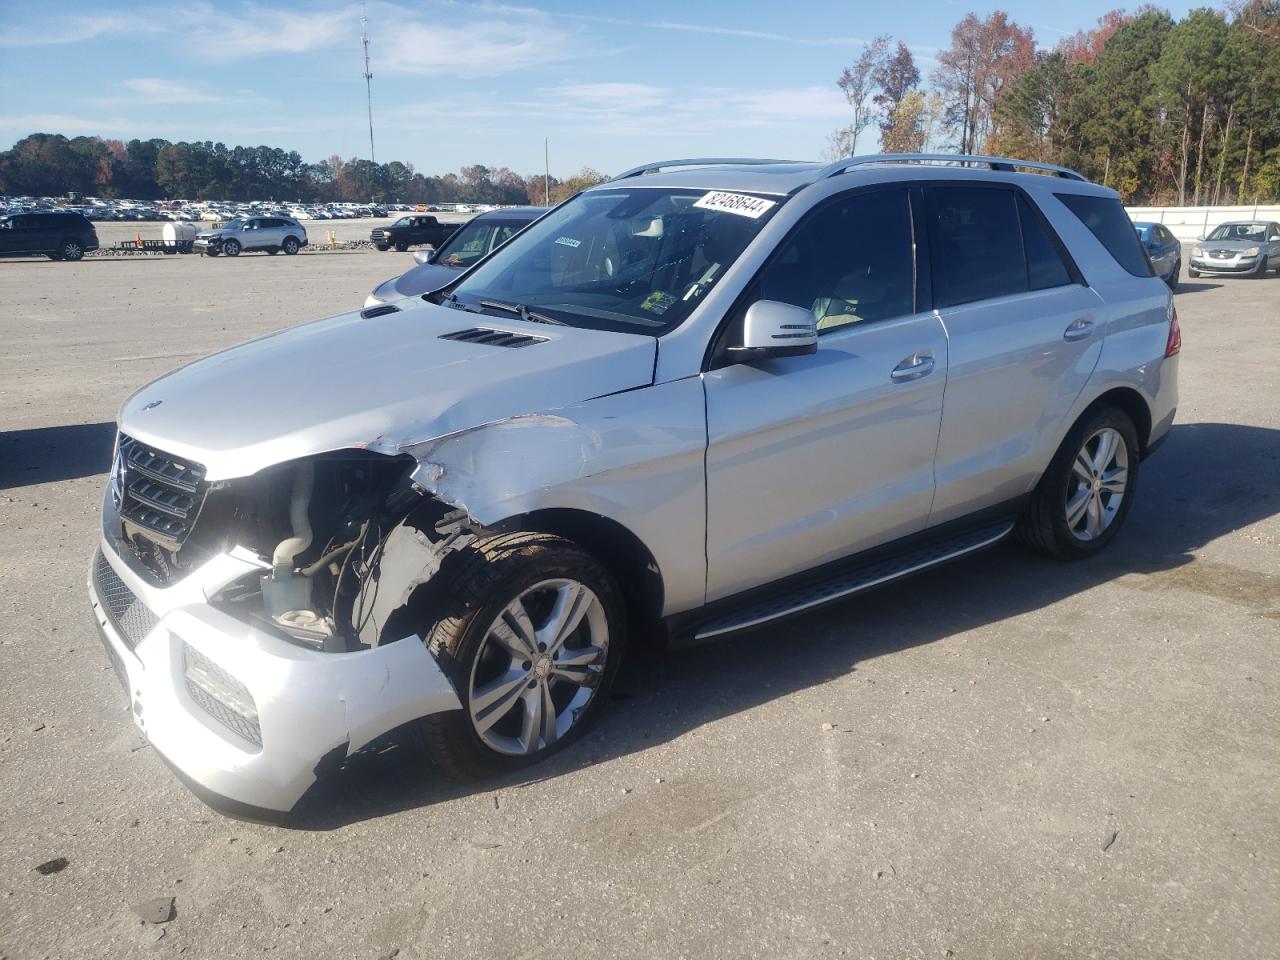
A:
[287, 420, 1280, 830]
[0, 422, 115, 489]
[1174, 282, 1224, 295]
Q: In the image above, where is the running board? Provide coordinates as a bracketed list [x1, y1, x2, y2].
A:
[694, 521, 1014, 641]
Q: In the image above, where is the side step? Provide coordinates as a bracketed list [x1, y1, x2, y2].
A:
[694, 521, 1014, 641]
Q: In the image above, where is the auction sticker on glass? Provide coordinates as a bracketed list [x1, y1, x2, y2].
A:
[693, 191, 777, 219]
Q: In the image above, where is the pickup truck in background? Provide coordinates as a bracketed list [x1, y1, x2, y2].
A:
[371, 215, 459, 252]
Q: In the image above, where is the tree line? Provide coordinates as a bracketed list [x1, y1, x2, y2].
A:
[0, 133, 609, 206]
[831, 1, 1280, 204]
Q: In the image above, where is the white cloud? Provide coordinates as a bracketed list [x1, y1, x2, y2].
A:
[647, 20, 869, 47]
[0, 114, 147, 135]
[535, 83, 671, 114]
[0, 12, 161, 47]
[175, 1, 351, 58]
[376, 16, 578, 77]
[120, 78, 226, 104]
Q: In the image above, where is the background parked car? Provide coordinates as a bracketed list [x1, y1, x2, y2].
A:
[194, 217, 308, 257]
[364, 206, 542, 305]
[1133, 221, 1181, 289]
[0, 211, 98, 261]
[371, 215, 458, 252]
[1188, 220, 1280, 278]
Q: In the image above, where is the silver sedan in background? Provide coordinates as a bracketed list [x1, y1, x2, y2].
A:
[1188, 220, 1280, 278]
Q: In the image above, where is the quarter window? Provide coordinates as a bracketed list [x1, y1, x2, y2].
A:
[753, 188, 915, 332]
[929, 186, 1026, 306]
[1055, 193, 1153, 278]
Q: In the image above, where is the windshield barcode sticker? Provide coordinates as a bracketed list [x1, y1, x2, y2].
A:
[693, 191, 776, 219]
[554, 236, 581, 248]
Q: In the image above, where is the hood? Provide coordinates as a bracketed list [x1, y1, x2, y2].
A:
[391, 261, 462, 298]
[1201, 237, 1263, 250]
[119, 297, 657, 482]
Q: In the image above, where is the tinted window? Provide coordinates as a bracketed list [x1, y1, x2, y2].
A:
[1055, 193, 1152, 277]
[930, 186, 1025, 306]
[753, 188, 914, 332]
[1018, 195, 1072, 290]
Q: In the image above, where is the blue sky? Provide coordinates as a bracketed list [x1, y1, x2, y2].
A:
[0, 1, 1200, 178]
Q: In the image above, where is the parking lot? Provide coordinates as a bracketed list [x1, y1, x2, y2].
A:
[0, 247, 1276, 959]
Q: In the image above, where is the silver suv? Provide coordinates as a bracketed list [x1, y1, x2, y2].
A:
[89, 154, 1180, 820]
[194, 216, 308, 257]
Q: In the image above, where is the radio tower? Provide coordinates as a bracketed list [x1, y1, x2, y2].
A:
[361, 1, 376, 164]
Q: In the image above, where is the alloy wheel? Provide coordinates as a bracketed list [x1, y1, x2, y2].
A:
[467, 578, 608, 756]
[1065, 427, 1129, 541]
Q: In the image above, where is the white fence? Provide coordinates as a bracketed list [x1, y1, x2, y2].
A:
[1126, 204, 1280, 241]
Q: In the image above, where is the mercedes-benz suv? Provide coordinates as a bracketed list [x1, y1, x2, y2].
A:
[89, 154, 1179, 820]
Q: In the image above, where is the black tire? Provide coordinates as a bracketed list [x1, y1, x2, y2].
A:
[46, 251, 62, 261]
[282, 236, 300, 255]
[375, 244, 389, 252]
[206, 247, 220, 257]
[59, 239, 85, 262]
[223, 239, 241, 257]
[1254, 256, 1269, 278]
[1017, 405, 1140, 560]
[267, 247, 279, 255]
[1188, 267, 1200, 278]
[1167, 260, 1179, 291]
[394, 241, 408, 253]
[418, 532, 627, 782]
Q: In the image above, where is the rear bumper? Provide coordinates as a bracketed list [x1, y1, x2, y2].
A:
[88, 540, 462, 819]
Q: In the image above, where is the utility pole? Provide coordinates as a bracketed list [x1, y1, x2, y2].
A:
[544, 138, 550, 206]
[361, 1, 376, 165]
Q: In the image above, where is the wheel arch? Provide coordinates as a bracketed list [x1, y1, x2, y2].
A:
[494, 507, 666, 626]
[1082, 386, 1153, 455]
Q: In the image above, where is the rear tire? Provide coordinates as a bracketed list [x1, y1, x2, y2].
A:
[223, 239, 241, 257]
[282, 236, 300, 255]
[1017, 405, 1140, 560]
[417, 532, 627, 782]
[59, 239, 84, 262]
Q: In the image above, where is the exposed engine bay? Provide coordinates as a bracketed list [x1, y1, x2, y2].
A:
[115, 444, 475, 653]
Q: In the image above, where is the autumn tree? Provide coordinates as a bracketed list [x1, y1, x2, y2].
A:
[835, 36, 890, 155]
[873, 42, 921, 144]
[932, 12, 1036, 154]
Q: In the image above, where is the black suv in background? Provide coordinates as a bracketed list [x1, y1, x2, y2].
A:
[0, 211, 99, 261]
[371, 215, 458, 252]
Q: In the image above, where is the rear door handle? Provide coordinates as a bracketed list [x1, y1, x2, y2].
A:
[891, 351, 935, 382]
[1063, 318, 1095, 342]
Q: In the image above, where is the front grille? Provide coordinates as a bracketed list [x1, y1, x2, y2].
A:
[93, 549, 159, 650]
[183, 644, 263, 748]
[117, 435, 208, 550]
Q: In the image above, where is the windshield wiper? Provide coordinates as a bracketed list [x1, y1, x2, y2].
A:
[478, 300, 566, 326]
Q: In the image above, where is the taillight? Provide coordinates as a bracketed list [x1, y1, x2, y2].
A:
[1165, 306, 1182, 357]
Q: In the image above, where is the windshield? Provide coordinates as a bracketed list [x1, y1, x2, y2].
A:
[441, 187, 783, 335]
[1207, 223, 1265, 241]
[221, 219, 243, 231]
[434, 218, 527, 268]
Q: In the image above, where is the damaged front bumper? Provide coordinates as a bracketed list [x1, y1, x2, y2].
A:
[87, 538, 461, 820]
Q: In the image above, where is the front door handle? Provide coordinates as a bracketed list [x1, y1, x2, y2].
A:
[1063, 318, 1095, 342]
[891, 351, 935, 382]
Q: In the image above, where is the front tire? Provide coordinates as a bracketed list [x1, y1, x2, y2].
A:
[394, 241, 408, 253]
[418, 533, 626, 781]
[223, 239, 241, 257]
[1188, 267, 1200, 278]
[1167, 260, 1179, 291]
[1254, 256, 1269, 278]
[1018, 405, 1140, 560]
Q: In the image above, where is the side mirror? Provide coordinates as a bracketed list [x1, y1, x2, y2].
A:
[728, 301, 817, 362]
[412, 249, 434, 265]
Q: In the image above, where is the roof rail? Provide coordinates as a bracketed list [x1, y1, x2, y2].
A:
[819, 153, 1088, 182]
[610, 158, 805, 182]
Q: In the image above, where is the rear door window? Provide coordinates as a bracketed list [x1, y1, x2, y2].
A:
[1017, 195, 1073, 290]
[928, 186, 1026, 307]
[1055, 193, 1153, 278]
